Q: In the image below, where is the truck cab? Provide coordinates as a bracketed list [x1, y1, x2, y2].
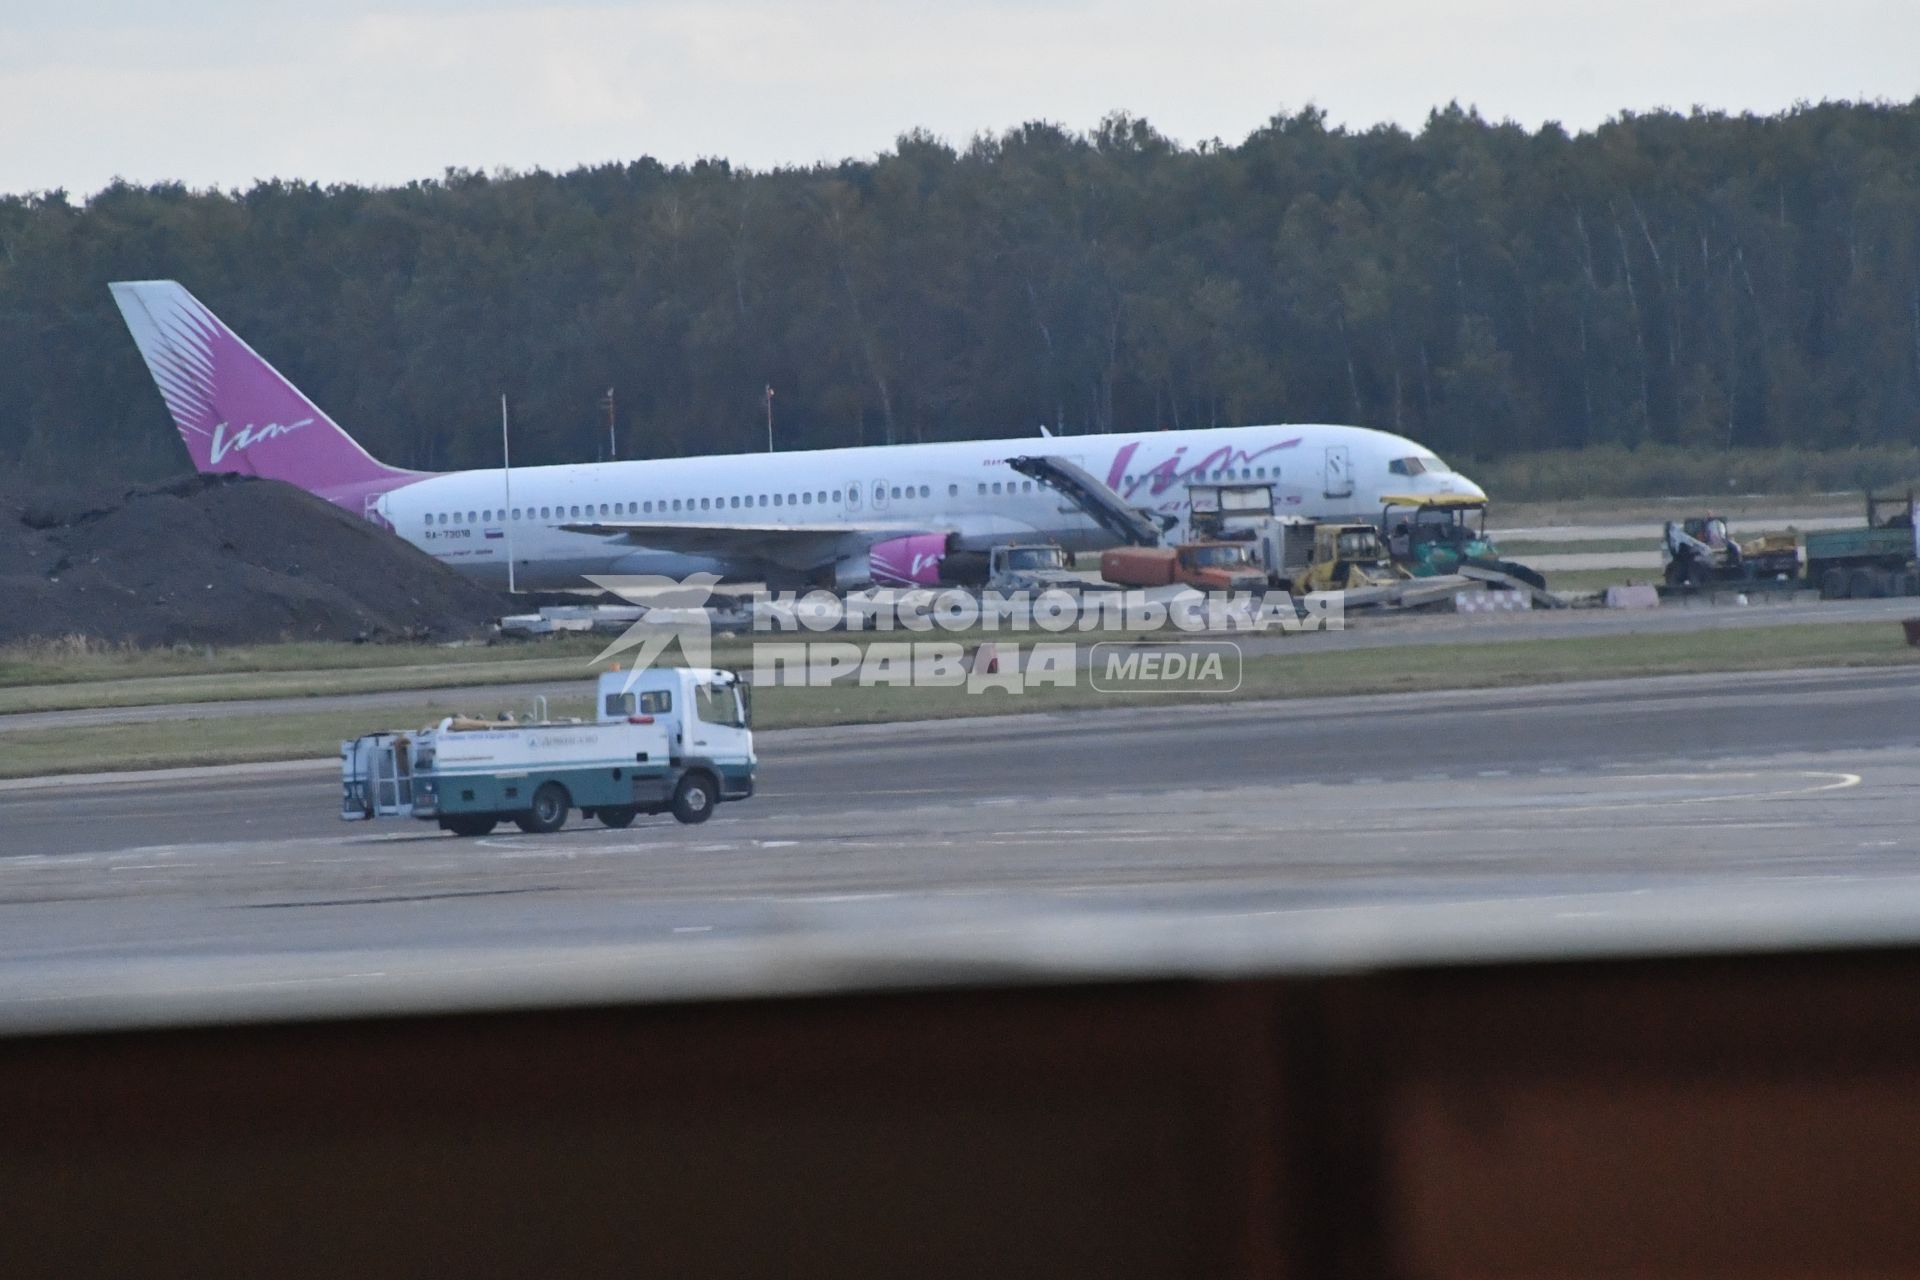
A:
[595, 667, 756, 800]
[1172, 543, 1268, 592]
[986, 543, 1079, 593]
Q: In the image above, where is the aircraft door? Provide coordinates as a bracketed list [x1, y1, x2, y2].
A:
[1323, 446, 1353, 499]
[872, 479, 889, 511]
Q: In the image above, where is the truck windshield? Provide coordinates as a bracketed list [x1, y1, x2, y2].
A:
[1005, 548, 1065, 570]
[1339, 531, 1383, 558]
[696, 681, 747, 728]
[1184, 545, 1252, 567]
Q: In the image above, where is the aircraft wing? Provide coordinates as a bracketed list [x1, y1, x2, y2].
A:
[557, 519, 938, 571]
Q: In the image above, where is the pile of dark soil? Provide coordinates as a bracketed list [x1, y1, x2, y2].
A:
[0, 474, 510, 646]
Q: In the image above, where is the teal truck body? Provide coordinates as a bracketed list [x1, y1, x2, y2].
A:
[1805, 493, 1920, 599]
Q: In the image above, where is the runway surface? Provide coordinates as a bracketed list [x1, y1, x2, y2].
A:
[1497, 514, 1861, 541]
[3, 665, 1920, 1029]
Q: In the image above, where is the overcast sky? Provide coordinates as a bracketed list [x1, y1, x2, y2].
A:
[4, 0, 1916, 196]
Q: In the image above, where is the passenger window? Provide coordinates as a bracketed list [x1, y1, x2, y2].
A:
[639, 690, 671, 715]
[949, 484, 958, 497]
[803, 492, 813, 505]
[817, 491, 826, 503]
[920, 485, 930, 498]
[992, 482, 1002, 494]
[423, 514, 432, 526]
[773, 494, 782, 506]
[832, 490, 842, 503]
[978, 483, 986, 495]
[890, 486, 901, 500]
[540, 506, 551, 518]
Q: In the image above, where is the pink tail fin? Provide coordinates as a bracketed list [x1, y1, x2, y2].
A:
[109, 280, 419, 505]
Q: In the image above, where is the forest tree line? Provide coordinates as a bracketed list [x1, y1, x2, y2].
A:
[3, 100, 1919, 484]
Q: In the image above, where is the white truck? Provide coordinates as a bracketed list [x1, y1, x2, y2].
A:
[985, 543, 1082, 594]
[341, 667, 756, 836]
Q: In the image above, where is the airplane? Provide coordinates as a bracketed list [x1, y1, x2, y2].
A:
[110, 279, 1486, 592]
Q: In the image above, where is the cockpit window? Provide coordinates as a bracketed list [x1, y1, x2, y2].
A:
[1389, 454, 1451, 477]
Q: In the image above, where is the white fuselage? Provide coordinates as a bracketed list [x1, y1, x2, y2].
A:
[377, 422, 1483, 590]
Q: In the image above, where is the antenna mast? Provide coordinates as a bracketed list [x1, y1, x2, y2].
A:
[501, 393, 516, 595]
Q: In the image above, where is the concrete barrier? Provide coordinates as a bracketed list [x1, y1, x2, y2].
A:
[1454, 590, 1531, 613]
[1604, 584, 1662, 609]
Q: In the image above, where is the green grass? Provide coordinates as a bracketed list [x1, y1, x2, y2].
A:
[0, 626, 1188, 715]
[1544, 568, 1658, 593]
[1473, 444, 1920, 502]
[5, 620, 1913, 780]
[0, 633, 618, 689]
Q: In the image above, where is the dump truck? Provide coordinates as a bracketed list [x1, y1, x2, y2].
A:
[341, 666, 755, 836]
[1099, 542, 1268, 592]
[1805, 492, 1920, 600]
[1381, 494, 1546, 589]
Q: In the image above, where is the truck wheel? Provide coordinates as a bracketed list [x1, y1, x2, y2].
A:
[1819, 568, 1848, 600]
[1850, 568, 1879, 600]
[515, 783, 570, 834]
[441, 816, 496, 837]
[598, 806, 637, 829]
[671, 773, 716, 825]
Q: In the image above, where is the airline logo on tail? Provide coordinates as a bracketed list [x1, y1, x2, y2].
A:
[109, 280, 419, 508]
[209, 417, 312, 465]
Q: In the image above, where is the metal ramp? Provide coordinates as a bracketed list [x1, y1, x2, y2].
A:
[1006, 455, 1172, 548]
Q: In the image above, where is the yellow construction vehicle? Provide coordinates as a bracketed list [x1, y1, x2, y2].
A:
[1289, 523, 1407, 595]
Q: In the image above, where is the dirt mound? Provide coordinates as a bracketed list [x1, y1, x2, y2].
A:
[0, 474, 510, 646]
